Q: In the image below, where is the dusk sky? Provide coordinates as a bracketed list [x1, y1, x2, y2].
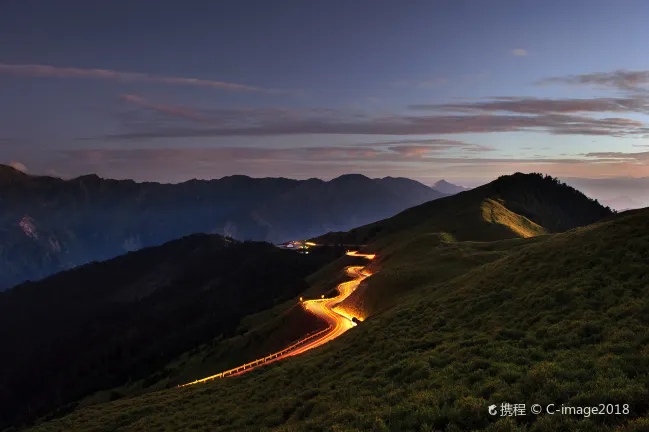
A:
[2, 0, 649, 190]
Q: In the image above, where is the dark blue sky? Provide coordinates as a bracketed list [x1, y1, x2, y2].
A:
[1, 0, 649, 189]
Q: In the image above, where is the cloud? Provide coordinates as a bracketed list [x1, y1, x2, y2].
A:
[391, 80, 410, 87]
[387, 146, 435, 157]
[538, 70, 649, 92]
[417, 78, 449, 88]
[52, 147, 649, 186]
[511, 49, 528, 56]
[105, 111, 649, 139]
[410, 96, 649, 115]
[9, 142, 643, 186]
[120, 94, 209, 121]
[0, 63, 265, 92]
[391, 78, 449, 88]
[360, 138, 495, 153]
[584, 151, 649, 161]
[100, 94, 649, 141]
[57, 147, 584, 166]
[9, 161, 28, 173]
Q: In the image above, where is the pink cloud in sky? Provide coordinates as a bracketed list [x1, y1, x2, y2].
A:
[0, 64, 265, 92]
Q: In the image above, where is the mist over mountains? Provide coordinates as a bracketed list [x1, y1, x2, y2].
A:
[562, 177, 649, 210]
[0, 165, 455, 290]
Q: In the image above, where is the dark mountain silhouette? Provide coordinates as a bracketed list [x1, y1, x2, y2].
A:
[0, 165, 445, 290]
[0, 234, 343, 429]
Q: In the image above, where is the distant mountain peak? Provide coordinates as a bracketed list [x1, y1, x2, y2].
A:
[221, 174, 253, 180]
[0, 164, 28, 177]
[75, 174, 102, 182]
[433, 179, 469, 195]
[330, 173, 371, 182]
[0, 164, 30, 185]
[434, 179, 453, 186]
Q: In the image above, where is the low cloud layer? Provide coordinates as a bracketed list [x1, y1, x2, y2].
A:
[391, 78, 449, 88]
[538, 70, 649, 92]
[358, 138, 494, 153]
[6, 68, 649, 191]
[52, 147, 593, 173]
[584, 150, 649, 161]
[0, 64, 264, 92]
[108, 94, 649, 140]
[410, 96, 649, 115]
[36, 147, 649, 188]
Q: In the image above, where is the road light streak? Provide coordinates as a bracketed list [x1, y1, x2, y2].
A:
[346, 251, 376, 260]
[178, 251, 375, 388]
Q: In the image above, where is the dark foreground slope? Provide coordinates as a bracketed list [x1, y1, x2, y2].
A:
[0, 235, 342, 429]
[28, 207, 649, 430]
[0, 165, 444, 290]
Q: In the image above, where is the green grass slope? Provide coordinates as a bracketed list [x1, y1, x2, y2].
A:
[317, 172, 608, 319]
[29, 205, 648, 431]
[341, 232, 549, 319]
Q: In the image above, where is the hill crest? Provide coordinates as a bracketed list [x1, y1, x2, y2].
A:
[315, 172, 614, 246]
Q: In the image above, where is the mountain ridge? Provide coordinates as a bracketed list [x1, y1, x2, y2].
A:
[315, 172, 614, 247]
[0, 166, 445, 290]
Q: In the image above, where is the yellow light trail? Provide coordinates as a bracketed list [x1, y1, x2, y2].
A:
[345, 250, 376, 260]
[179, 251, 375, 387]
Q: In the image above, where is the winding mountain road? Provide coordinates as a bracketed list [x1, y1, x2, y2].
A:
[180, 251, 375, 387]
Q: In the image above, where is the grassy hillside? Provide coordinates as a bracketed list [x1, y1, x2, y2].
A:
[317, 173, 597, 320]
[73, 252, 371, 403]
[28, 201, 648, 431]
[339, 232, 549, 319]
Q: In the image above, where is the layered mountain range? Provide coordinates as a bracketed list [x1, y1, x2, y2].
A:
[16, 172, 643, 432]
[0, 165, 454, 290]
